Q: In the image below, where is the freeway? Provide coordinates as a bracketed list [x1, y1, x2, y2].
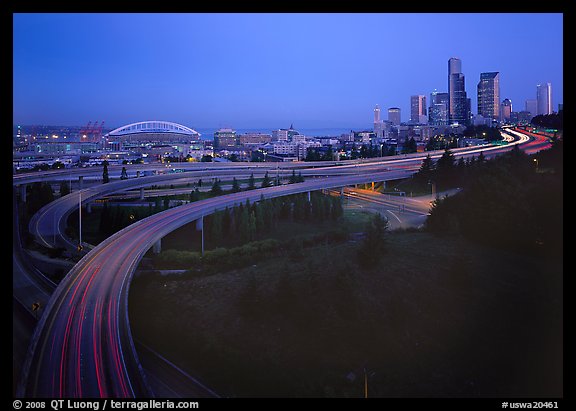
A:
[19, 169, 414, 397]
[23, 127, 537, 251]
[17, 127, 552, 397]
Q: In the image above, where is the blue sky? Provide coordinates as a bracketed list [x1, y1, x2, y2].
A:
[13, 13, 563, 130]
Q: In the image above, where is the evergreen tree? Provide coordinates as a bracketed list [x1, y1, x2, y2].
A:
[189, 188, 200, 202]
[297, 172, 304, 183]
[198, 178, 203, 187]
[120, 166, 128, 180]
[231, 177, 241, 193]
[102, 161, 110, 184]
[210, 179, 223, 195]
[436, 148, 456, 189]
[416, 154, 435, 184]
[356, 213, 389, 268]
[289, 170, 297, 184]
[261, 171, 272, 188]
[209, 211, 223, 244]
[59, 180, 70, 197]
[248, 173, 255, 190]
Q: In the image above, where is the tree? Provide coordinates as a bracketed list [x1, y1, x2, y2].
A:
[102, 161, 110, 184]
[209, 211, 223, 245]
[435, 148, 456, 189]
[297, 172, 304, 183]
[200, 154, 213, 162]
[356, 213, 389, 268]
[120, 166, 128, 180]
[261, 171, 272, 188]
[198, 178, 203, 187]
[248, 173, 256, 190]
[231, 177, 241, 193]
[59, 181, 70, 197]
[402, 137, 417, 154]
[189, 188, 200, 202]
[415, 154, 435, 184]
[210, 179, 223, 195]
[289, 170, 297, 184]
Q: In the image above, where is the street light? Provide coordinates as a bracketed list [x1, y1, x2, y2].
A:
[533, 158, 538, 171]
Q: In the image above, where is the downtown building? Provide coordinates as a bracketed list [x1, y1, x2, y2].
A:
[214, 128, 237, 149]
[428, 90, 449, 126]
[388, 107, 401, 126]
[477, 72, 500, 124]
[536, 83, 552, 115]
[410, 95, 427, 124]
[448, 57, 469, 126]
[500, 99, 512, 123]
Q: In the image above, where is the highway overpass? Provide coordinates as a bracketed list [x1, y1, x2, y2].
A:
[16, 127, 552, 397]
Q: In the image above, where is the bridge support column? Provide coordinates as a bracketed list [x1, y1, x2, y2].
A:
[382, 180, 386, 189]
[79, 176, 84, 190]
[153, 238, 161, 254]
[86, 202, 92, 213]
[307, 191, 311, 202]
[371, 181, 375, 191]
[140, 187, 144, 200]
[20, 184, 27, 203]
[340, 187, 344, 198]
[196, 216, 204, 256]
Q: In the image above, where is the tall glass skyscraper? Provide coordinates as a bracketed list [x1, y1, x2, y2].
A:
[429, 91, 449, 126]
[410, 95, 427, 123]
[448, 57, 468, 125]
[477, 72, 500, 121]
[536, 83, 552, 115]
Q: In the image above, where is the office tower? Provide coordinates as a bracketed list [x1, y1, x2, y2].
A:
[410, 95, 427, 123]
[477, 72, 500, 121]
[448, 57, 468, 125]
[388, 107, 401, 126]
[214, 128, 237, 149]
[500, 99, 512, 122]
[525, 99, 537, 119]
[373, 105, 383, 138]
[536, 83, 552, 115]
[429, 90, 449, 126]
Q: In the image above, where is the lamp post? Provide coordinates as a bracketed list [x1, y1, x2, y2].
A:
[78, 190, 82, 251]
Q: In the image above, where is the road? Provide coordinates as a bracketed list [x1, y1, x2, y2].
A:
[17, 127, 552, 397]
[343, 187, 461, 230]
[19, 169, 415, 398]
[24, 127, 539, 252]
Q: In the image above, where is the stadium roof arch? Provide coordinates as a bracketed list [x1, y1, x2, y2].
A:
[105, 121, 201, 137]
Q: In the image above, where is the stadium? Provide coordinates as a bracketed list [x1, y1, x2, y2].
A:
[105, 121, 201, 144]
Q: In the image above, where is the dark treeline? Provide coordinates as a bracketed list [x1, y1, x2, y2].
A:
[203, 192, 344, 246]
[531, 110, 563, 130]
[25, 182, 54, 218]
[425, 141, 562, 254]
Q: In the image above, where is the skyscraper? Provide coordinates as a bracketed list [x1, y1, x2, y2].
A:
[500, 99, 512, 123]
[536, 83, 552, 115]
[373, 105, 383, 138]
[477, 72, 500, 122]
[525, 99, 537, 118]
[448, 57, 468, 125]
[429, 90, 449, 126]
[410, 95, 427, 124]
[388, 107, 401, 126]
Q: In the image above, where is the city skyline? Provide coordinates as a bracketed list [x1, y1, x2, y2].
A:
[13, 13, 563, 129]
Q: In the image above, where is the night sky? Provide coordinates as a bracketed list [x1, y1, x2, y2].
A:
[13, 13, 563, 130]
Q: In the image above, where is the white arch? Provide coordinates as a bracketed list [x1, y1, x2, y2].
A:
[106, 121, 200, 137]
